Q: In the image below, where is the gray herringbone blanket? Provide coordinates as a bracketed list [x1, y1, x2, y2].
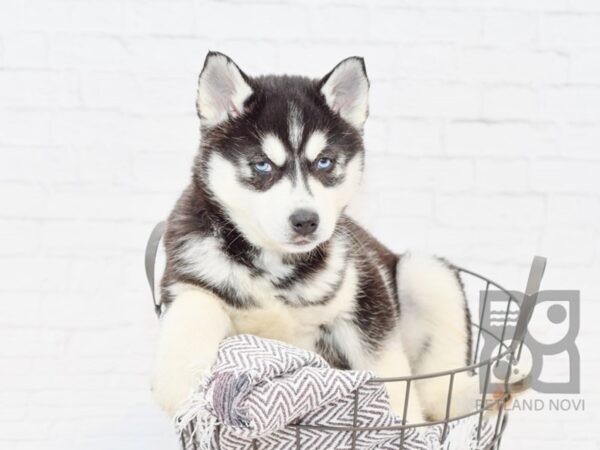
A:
[175, 335, 494, 450]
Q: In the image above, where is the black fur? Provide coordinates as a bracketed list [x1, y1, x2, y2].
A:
[194, 64, 365, 194]
[160, 52, 470, 371]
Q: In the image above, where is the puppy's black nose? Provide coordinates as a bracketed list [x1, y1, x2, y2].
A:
[289, 209, 319, 236]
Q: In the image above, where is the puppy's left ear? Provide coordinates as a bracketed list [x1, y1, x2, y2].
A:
[319, 57, 369, 130]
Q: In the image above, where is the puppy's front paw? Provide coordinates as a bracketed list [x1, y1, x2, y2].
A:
[151, 288, 232, 416]
[152, 359, 204, 417]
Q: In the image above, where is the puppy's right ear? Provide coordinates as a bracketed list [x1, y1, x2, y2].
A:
[197, 52, 253, 127]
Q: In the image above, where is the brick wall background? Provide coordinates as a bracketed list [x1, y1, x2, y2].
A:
[1, 0, 598, 448]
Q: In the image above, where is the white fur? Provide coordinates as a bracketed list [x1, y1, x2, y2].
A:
[177, 236, 252, 289]
[396, 254, 479, 420]
[255, 251, 295, 283]
[154, 237, 360, 416]
[155, 159, 477, 423]
[226, 257, 358, 353]
[304, 130, 328, 162]
[177, 232, 348, 311]
[207, 153, 294, 253]
[321, 58, 369, 129]
[374, 330, 425, 423]
[155, 245, 477, 423]
[197, 53, 253, 127]
[307, 154, 363, 227]
[288, 104, 304, 150]
[152, 286, 233, 416]
[274, 238, 348, 304]
[154, 58, 479, 423]
[261, 133, 287, 166]
[206, 152, 363, 255]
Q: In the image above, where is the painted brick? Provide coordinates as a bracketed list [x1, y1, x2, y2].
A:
[531, 160, 600, 194]
[391, 81, 481, 119]
[435, 194, 545, 228]
[474, 159, 530, 193]
[540, 14, 600, 49]
[445, 122, 560, 157]
[482, 12, 537, 46]
[482, 85, 538, 121]
[0, 1, 598, 449]
[456, 49, 569, 84]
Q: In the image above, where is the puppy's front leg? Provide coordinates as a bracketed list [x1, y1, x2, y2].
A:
[152, 287, 233, 416]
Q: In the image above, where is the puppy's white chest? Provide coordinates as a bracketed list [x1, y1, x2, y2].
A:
[226, 261, 359, 352]
[178, 235, 356, 349]
[227, 300, 321, 351]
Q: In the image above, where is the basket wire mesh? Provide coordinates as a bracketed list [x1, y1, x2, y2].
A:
[145, 222, 546, 450]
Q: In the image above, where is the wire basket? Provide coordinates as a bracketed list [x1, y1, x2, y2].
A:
[145, 222, 546, 450]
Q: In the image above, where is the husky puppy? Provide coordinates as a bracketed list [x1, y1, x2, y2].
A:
[152, 52, 478, 422]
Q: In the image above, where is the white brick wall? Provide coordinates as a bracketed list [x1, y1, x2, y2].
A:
[1, 1, 598, 448]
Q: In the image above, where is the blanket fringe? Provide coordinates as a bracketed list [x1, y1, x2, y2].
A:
[175, 368, 261, 449]
[174, 363, 218, 450]
[175, 390, 218, 450]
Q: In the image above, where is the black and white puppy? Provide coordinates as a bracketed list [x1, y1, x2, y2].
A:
[152, 52, 477, 422]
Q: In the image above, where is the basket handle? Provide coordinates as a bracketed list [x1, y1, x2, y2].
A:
[145, 221, 166, 317]
[509, 255, 547, 356]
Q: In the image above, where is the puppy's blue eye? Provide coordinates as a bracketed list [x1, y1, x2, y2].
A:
[316, 157, 333, 170]
[254, 161, 272, 173]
